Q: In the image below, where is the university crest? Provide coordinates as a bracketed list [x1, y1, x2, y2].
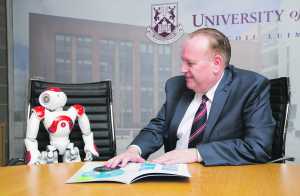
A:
[146, 2, 183, 44]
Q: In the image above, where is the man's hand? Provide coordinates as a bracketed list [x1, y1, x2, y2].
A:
[151, 149, 200, 164]
[104, 146, 145, 168]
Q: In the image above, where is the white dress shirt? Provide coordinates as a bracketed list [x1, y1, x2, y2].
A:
[130, 73, 224, 159]
[175, 73, 223, 150]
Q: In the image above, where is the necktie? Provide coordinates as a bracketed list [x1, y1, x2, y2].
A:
[188, 95, 209, 148]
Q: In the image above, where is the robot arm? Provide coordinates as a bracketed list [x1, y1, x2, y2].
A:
[24, 106, 45, 164]
[72, 104, 99, 159]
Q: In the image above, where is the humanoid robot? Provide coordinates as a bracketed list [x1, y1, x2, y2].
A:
[24, 87, 99, 164]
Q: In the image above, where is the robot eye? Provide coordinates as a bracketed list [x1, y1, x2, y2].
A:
[42, 94, 50, 104]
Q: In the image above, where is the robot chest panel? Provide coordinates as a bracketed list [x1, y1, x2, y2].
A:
[43, 112, 76, 134]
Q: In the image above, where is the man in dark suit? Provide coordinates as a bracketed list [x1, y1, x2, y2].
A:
[106, 28, 275, 167]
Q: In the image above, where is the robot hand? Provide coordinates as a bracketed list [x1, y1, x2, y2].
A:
[84, 151, 93, 161]
[24, 138, 42, 165]
[25, 150, 42, 165]
[82, 132, 99, 160]
[63, 143, 81, 163]
[40, 145, 58, 164]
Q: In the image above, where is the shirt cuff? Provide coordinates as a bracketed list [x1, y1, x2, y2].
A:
[128, 145, 142, 155]
[196, 148, 203, 162]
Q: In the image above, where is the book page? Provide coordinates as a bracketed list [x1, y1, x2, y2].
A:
[130, 162, 191, 183]
[66, 162, 191, 184]
[66, 162, 134, 184]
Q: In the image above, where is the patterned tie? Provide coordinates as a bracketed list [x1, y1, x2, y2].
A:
[188, 95, 209, 148]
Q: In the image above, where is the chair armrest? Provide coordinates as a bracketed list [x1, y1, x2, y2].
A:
[268, 156, 295, 163]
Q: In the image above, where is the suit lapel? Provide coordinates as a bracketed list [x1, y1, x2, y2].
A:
[202, 67, 233, 142]
[168, 90, 194, 149]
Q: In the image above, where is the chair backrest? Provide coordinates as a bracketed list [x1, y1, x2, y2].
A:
[269, 77, 290, 161]
[28, 79, 116, 161]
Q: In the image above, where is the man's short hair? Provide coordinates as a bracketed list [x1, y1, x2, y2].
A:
[189, 28, 231, 66]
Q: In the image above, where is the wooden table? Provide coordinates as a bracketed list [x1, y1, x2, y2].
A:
[1, 162, 300, 196]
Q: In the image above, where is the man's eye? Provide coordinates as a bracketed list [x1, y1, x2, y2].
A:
[182, 59, 195, 67]
[187, 62, 194, 66]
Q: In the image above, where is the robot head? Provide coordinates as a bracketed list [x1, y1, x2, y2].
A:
[38, 87, 67, 111]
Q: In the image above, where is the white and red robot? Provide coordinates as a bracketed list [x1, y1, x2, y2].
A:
[24, 87, 99, 165]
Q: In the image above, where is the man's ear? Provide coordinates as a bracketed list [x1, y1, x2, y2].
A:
[212, 54, 223, 74]
[213, 54, 222, 66]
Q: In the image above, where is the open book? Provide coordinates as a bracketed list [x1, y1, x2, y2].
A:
[66, 162, 191, 184]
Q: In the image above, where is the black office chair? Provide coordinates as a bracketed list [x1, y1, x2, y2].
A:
[269, 77, 294, 163]
[8, 79, 116, 165]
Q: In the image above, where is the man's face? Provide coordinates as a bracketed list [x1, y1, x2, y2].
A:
[181, 36, 216, 93]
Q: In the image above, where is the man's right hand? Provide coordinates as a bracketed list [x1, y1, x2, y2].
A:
[104, 146, 145, 168]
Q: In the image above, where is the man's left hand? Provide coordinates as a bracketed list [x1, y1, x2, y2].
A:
[151, 149, 200, 164]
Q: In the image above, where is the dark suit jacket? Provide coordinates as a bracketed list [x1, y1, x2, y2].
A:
[131, 65, 275, 166]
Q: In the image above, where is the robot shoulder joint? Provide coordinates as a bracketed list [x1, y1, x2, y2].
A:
[72, 104, 85, 116]
[32, 106, 45, 119]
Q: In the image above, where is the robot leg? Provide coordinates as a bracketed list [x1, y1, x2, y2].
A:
[40, 145, 58, 164]
[63, 143, 81, 163]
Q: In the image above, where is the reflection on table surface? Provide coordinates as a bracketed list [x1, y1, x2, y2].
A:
[1, 162, 300, 196]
